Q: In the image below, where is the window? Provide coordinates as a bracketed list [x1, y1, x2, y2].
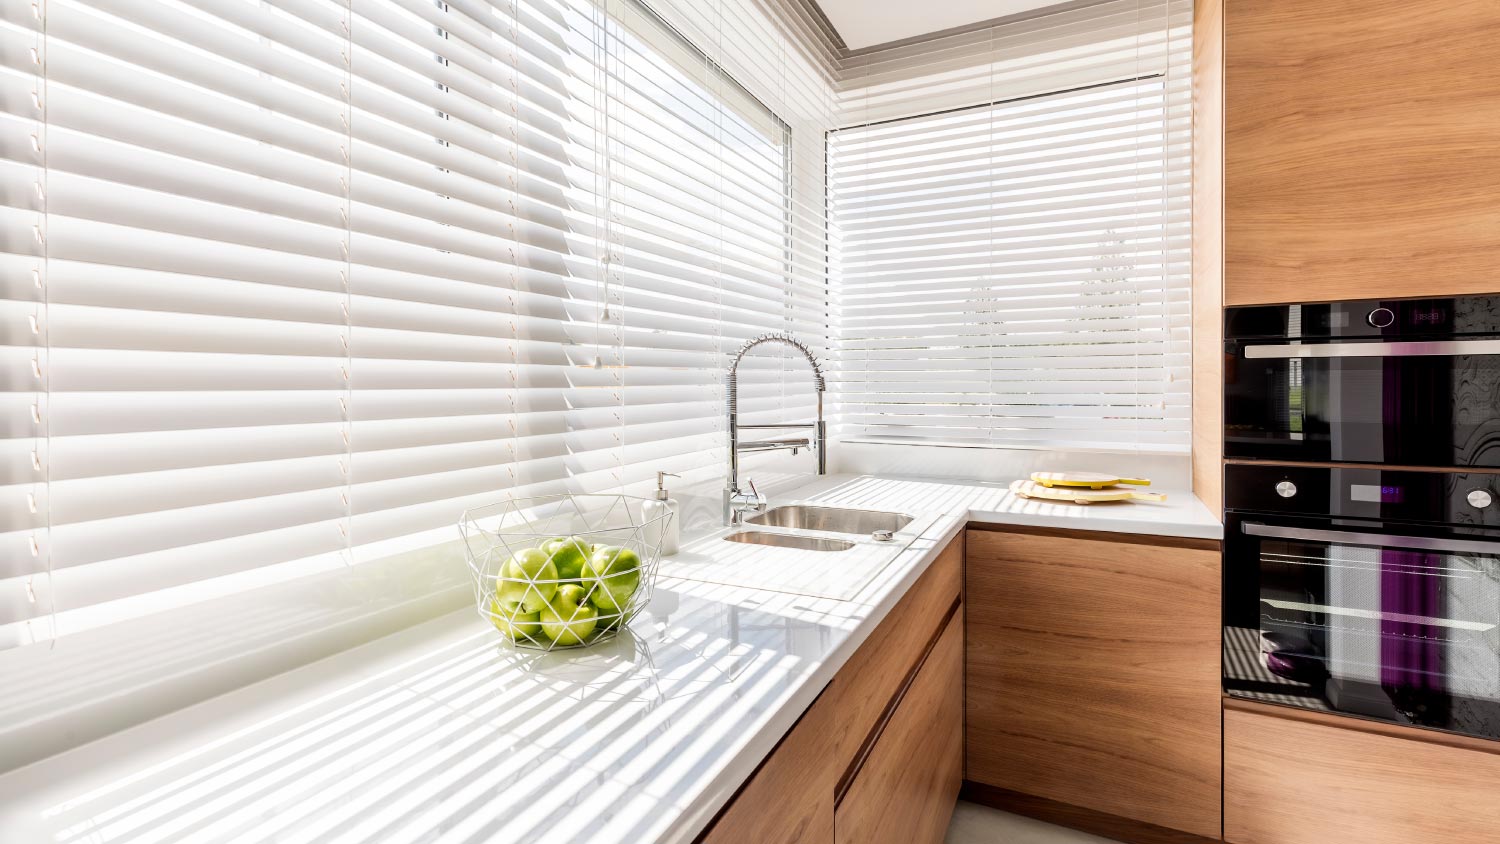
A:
[829, 10, 1191, 452]
[0, 0, 809, 653]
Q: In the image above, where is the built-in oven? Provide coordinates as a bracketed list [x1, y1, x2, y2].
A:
[1224, 296, 1500, 467]
[1224, 463, 1500, 740]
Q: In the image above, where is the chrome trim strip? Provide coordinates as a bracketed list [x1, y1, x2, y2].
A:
[1243, 339, 1500, 359]
[1244, 522, 1500, 556]
[1261, 599, 1496, 633]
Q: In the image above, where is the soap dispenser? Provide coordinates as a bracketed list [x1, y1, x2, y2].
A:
[644, 471, 681, 556]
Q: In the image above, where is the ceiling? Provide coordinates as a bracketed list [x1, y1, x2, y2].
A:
[813, 0, 1065, 50]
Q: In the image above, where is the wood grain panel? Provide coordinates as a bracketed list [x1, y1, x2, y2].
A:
[964, 529, 1221, 839]
[1223, 695, 1500, 756]
[1224, 0, 1500, 305]
[1191, 0, 1224, 514]
[1225, 704, 1500, 844]
[697, 533, 964, 844]
[835, 609, 964, 844]
[699, 687, 838, 844]
[826, 534, 963, 770]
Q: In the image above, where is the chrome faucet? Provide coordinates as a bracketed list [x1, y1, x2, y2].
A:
[724, 332, 827, 525]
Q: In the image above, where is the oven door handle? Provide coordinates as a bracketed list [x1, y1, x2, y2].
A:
[1243, 339, 1500, 359]
[1244, 522, 1500, 555]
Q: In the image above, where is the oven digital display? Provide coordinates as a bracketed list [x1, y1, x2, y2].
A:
[1350, 484, 1404, 503]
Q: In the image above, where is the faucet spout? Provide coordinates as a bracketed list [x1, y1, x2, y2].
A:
[724, 332, 827, 525]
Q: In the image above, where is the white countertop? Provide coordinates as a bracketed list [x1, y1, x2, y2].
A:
[784, 473, 1222, 541]
[0, 474, 1219, 844]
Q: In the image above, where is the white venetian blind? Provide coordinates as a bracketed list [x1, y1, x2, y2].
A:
[829, 0, 1192, 451]
[604, 0, 823, 469]
[0, 0, 815, 652]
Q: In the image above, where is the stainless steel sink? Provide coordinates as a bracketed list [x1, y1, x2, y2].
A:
[747, 505, 913, 534]
[723, 531, 856, 552]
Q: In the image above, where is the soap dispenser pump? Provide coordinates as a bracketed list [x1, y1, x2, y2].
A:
[644, 471, 681, 556]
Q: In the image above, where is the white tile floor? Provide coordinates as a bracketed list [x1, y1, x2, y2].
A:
[946, 801, 1124, 844]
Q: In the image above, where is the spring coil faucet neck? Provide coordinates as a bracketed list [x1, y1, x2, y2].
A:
[724, 332, 827, 525]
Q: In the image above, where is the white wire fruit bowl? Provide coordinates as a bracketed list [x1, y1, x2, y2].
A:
[459, 493, 670, 651]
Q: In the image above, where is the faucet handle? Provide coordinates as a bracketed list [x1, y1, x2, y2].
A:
[725, 480, 768, 525]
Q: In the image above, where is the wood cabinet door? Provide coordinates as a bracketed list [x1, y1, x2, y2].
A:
[698, 686, 837, 844]
[835, 608, 964, 844]
[1226, 704, 1500, 844]
[964, 528, 1222, 839]
[825, 534, 962, 769]
[1224, 0, 1500, 306]
[698, 533, 964, 844]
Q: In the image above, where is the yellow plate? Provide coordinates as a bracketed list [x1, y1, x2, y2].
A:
[1011, 479, 1166, 505]
[1030, 471, 1152, 490]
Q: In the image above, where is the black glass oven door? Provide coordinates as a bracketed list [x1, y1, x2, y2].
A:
[1223, 340, 1500, 467]
[1224, 514, 1500, 740]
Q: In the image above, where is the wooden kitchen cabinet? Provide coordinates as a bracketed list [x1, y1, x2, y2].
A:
[697, 534, 963, 844]
[964, 527, 1222, 840]
[835, 608, 964, 844]
[1224, 0, 1500, 306]
[698, 690, 839, 844]
[1225, 701, 1500, 844]
[823, 533, 962, 766]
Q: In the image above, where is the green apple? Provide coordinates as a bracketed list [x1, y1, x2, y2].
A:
[541, 535, 591, 582]
[539, 583, 599, 646]
[496, 546, 558, 613]
[595, 606, 625, 631]
[582, 545, 642, 612]
[488, 597, 542, 640]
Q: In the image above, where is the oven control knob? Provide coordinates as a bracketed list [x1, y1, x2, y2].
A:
[1367, 307, 1396, 328]
[1468, 489, 1494, 510]
[1275, 481, 1298, 498]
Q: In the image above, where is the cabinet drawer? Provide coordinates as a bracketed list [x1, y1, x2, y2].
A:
[835, 607, 964, 844]
[825, 534, 962, 770]
[1226, 704, 1500, 844]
